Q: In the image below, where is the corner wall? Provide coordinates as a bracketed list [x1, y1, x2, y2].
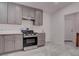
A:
[50, 2, 79, 45]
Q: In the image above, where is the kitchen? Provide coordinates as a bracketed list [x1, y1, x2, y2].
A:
[0, 2, 46, 55]
[1, 2, 79, 56]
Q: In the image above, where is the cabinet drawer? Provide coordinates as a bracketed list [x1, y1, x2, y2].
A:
[4, 35, 15, 41]
[38, 40, 45, 44]
[38, 33, 45, 40]
[38, 41, 45, 46]
[14, 35, 22, 40]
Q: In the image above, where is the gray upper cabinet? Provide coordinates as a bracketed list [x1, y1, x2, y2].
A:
[0, 2, 7, 24]
[7, 3, 22, 25]
[22, 6, 35, 20]
[0, 2, 43, 25]
[22, 6, 43, 26]
[28, 8, 35, 19]
[34, 9, 43, 26]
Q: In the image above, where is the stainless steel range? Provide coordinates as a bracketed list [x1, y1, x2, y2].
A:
[21, 28, 38, 50]
[23, 35, 37, 47]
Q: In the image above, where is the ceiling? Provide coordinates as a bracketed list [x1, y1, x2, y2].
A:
[15, 2, 73, 14]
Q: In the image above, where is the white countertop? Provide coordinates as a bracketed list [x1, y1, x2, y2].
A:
[0, 30, 22, 35]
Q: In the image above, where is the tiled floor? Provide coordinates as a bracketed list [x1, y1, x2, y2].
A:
[2, 42, 79, 56]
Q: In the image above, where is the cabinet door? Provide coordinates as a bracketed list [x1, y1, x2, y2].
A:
[0, 36, 4, 54]
[4, 35, 15, 52]
[28, 8, 35, 19]
[14, 35, 23, 50]
[34, 10, 43, 26]
[22, 7, 29, 19]
[8, 3, 22, 24]
[22, 6, 35, 19]
[0, 2, 7, 24]
[38, 33, 45, 47]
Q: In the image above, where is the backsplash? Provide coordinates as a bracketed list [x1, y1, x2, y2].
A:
[0, 20, 43, 33]
[21, 20, 33, 30]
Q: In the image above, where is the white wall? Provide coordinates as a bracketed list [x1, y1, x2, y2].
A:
[50, 2, 79, 45]
[0, 12, 51, 42]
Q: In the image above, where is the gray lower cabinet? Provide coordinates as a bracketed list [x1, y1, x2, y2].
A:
[14, 35, 23, 50]
[0, 36, 4, 54]
[34, 10, 43, 26]
[0, 2, 7, 24]
[4, 35, 15, 52]
[7, 3, 22, 24]
[37, 33, 45, 47]
[0, 34, 23, 54]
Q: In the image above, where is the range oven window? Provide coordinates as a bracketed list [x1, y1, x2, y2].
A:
[23, 37, 37, 47]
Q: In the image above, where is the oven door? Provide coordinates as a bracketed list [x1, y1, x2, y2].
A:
[23, 37, 37, 47]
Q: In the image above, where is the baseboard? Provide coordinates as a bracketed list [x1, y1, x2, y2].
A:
[0, 49, 23, 56]
[64, 40, 72, 42]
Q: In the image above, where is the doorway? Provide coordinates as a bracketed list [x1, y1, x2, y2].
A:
[64, 13, 76, 45]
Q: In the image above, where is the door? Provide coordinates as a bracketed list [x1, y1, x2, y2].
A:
[65, 14, 75, 41]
